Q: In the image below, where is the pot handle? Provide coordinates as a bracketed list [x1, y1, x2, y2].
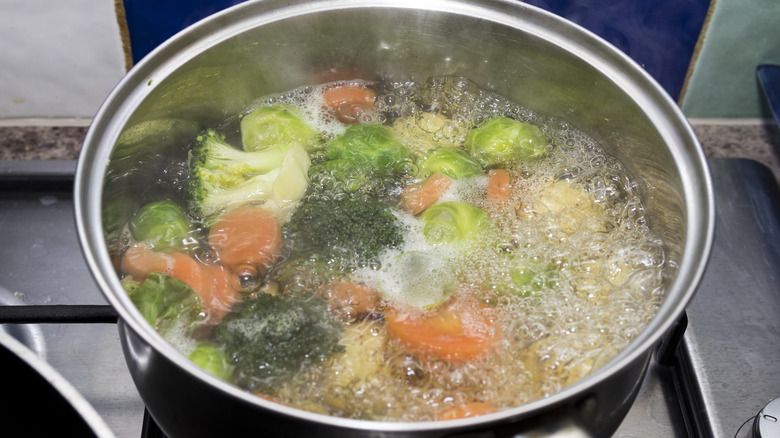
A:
[655, 311, 688, 366]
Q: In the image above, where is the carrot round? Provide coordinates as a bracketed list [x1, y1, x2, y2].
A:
[487, 169, 512, 204]
[208, 206, 282, 274]
[384, 297, 501, 362]
[400, 172, 452, 215]
[438, 402, 496, 420]
[322, 84, 376, 124]
[320, 281, 382, 320]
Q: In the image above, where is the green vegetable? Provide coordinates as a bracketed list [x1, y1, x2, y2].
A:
[130, 200, 193, 251]
[188, 129, 311, 218]
[240, 104, 317, 152]
[419, 201, 486, 245]
[282, 198, 405, 263]
[307, 124, 414, 202]
[189, 342, 234, 381]
[509, 264, 536, 288]
[483, 253, 564, 298]
[126, 273, 205, 337]
[464, 117, 548, 165]
[415, 147, 483, 180]
[214, 293, 344, 390]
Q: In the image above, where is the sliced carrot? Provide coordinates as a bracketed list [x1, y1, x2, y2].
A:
[399, 172, 453, 215]
[122, 244, 172, 282]
[487, 169, 512, 204]
[320, 281, 382, 320]
[201, 262, 241, 322]
[168, 252, 214, 299]
[384, 297, 501, 363]
[208, 206, 282, 274]
[121, 243, 239, 321]
[438, 402, 496, 420]
[322, 84, 376, 124]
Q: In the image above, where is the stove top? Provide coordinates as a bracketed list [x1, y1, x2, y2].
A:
[1, 157, 778, 437]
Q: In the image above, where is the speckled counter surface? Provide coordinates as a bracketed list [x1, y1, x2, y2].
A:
[0, 126, 86, 160]
[691, 121, 780, 181]
[1, 122, 779, 181]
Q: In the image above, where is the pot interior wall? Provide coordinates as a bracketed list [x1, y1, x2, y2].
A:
[104, 3, 690, 271]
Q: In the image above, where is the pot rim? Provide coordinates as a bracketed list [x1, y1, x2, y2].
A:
[0, 330, 116, 437]
[75, 0, 715, 431]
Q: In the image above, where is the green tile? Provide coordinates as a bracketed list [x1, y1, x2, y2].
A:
[681, 0, 780, 118]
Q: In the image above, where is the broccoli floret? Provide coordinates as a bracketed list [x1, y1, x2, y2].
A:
[282, 198, 406, 264]
[270, 198, 406, 295]
[213, 293, 343, 390]
[267, 253, 350, 296]
[306, 124, 414, 202]
[188, 129, 311, 219]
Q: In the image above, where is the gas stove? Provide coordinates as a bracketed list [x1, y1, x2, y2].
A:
[1, 157, 778, 437]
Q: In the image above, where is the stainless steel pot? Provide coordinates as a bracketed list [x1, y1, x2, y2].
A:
[74, 1, 715, 436]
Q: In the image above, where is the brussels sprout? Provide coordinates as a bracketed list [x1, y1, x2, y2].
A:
[464, 117, 548, 165]
[322, 123, 411, 168]
[189, 342, 234, 381]
[130, 200, 193, 250]
[509, 264, 536, 288]
[306, 124, 414, 202]
[127, 272, 204, 335]
[416, 148, 483, 180]
[502, 259, 563, 297]
[240, 104, 317, 152]
[419, 201, 486, 245]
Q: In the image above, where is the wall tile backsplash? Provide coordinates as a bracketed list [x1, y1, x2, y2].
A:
[525, 0, 710, 103]
[680, 0, 780, 118]
[0, 0, 126, 121]
[1, 0, 779, 121]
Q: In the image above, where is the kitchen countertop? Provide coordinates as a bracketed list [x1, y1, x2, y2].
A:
[1, 121, 779, 180]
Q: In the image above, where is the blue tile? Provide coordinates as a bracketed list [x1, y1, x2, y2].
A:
[123, 0, 247, 64]
[123, 0, 709, 101]
[525, 0, 711, 100]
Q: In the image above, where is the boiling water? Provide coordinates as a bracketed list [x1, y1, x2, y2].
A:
[236, 78, 667, 420]
[129, 77, 667, 421]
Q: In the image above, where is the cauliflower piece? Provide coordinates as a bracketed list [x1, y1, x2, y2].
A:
[322, 320, 388, 413]
[529, 179, 607, 234]
[392, 112, 466, 154]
